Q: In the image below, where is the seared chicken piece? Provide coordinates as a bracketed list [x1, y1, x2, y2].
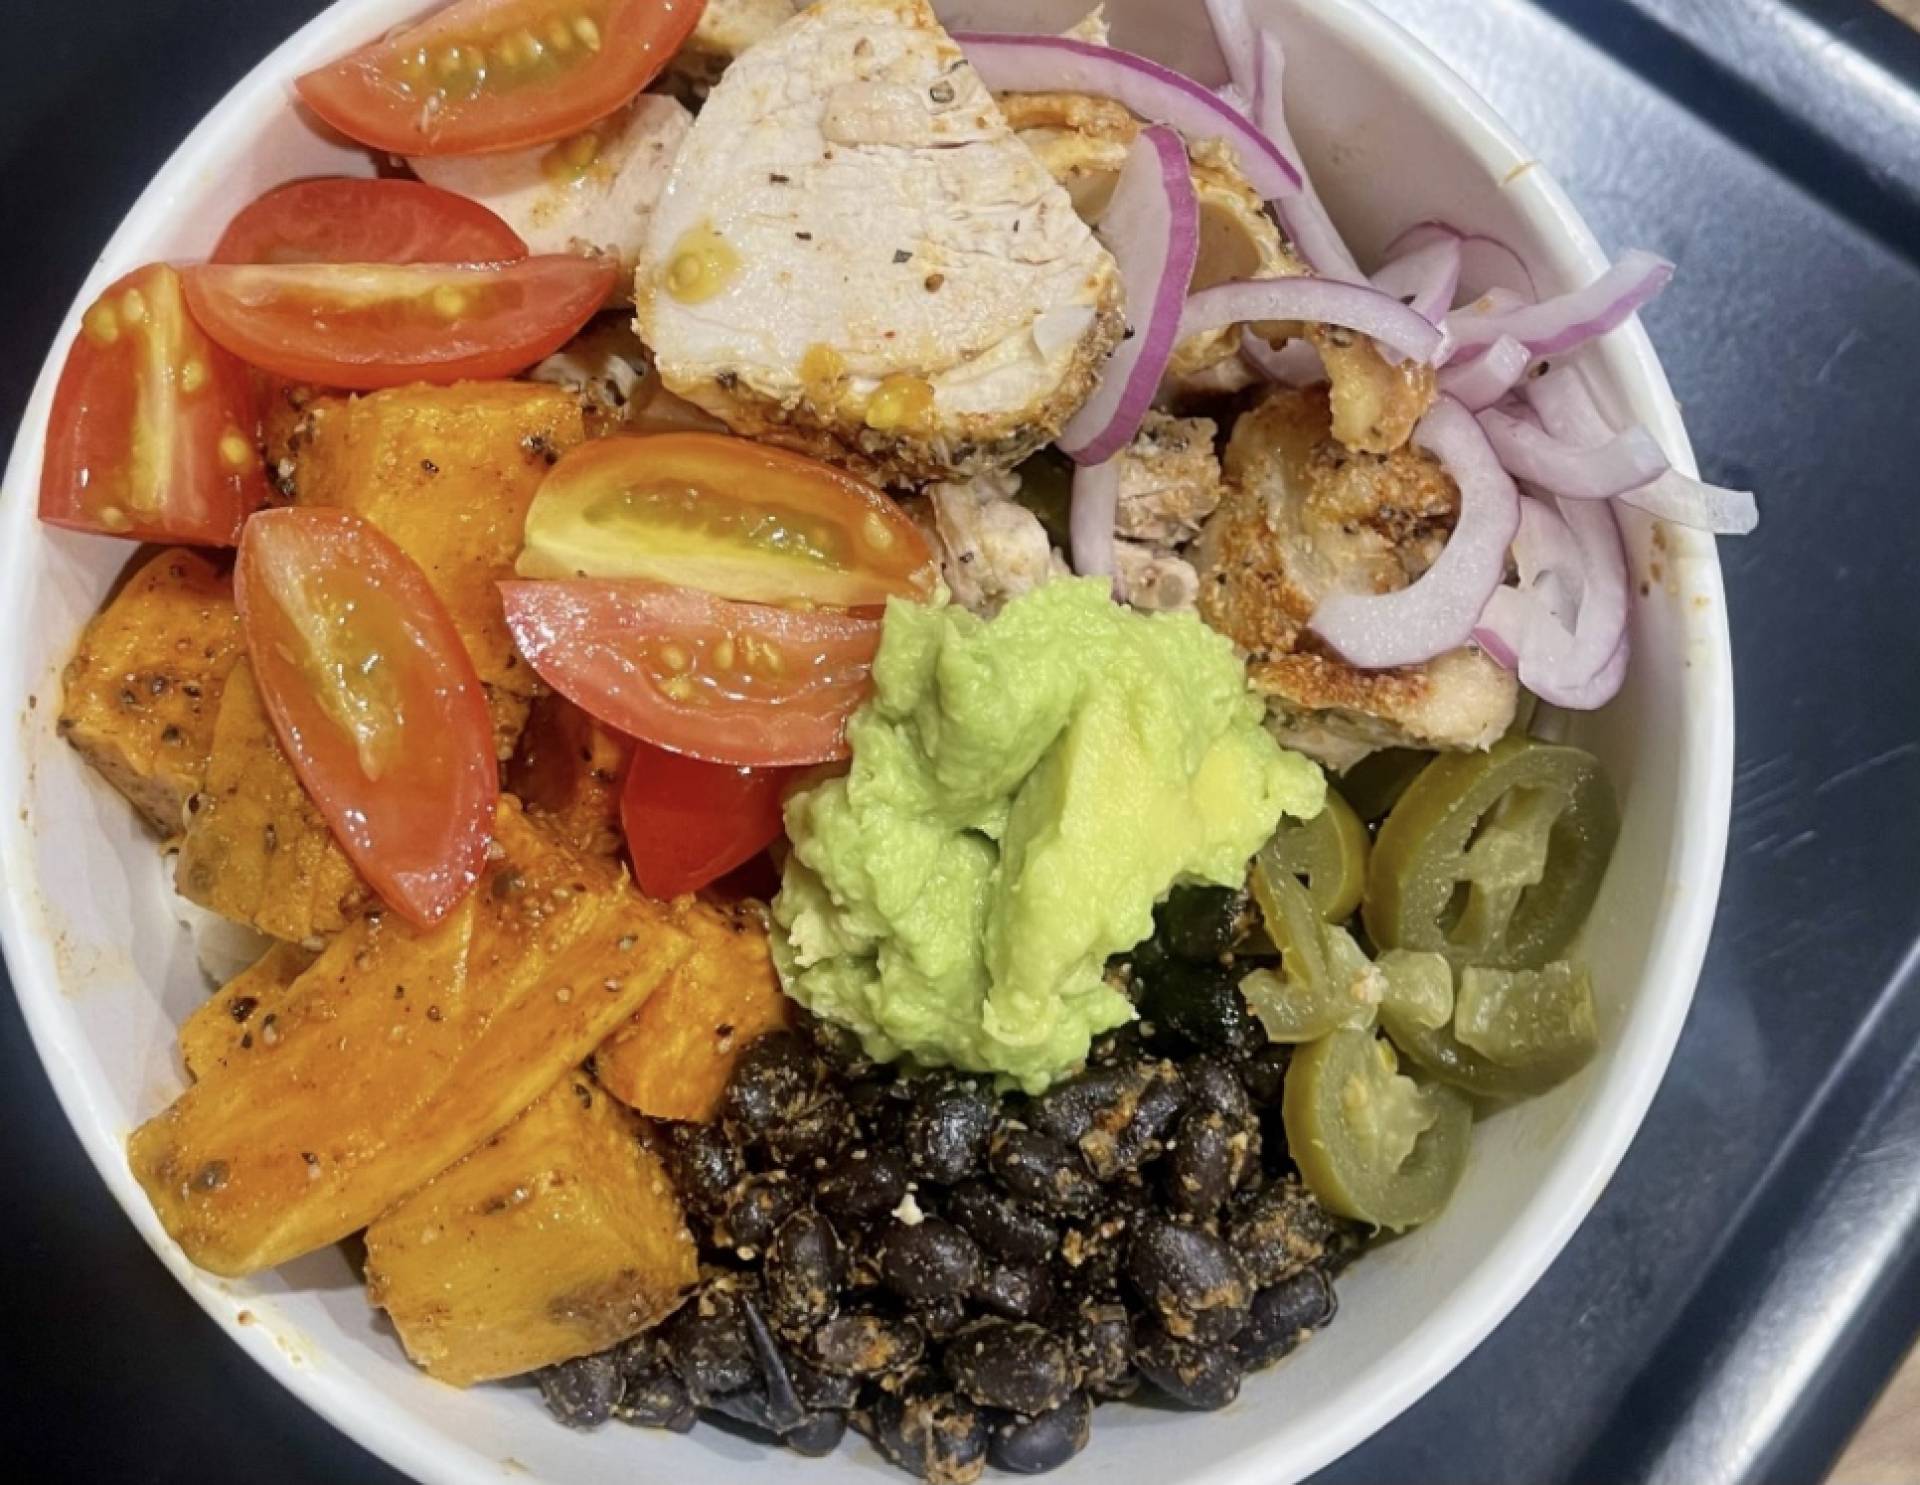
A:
[670, 0, 811, 88]
[636, 0, 1123, 483]
[998, 91, 1296, 381]
[1195, 387, 1517, 769]
[411, 96, 691, 294]
[1114, 542, 1200, 612]
[529, 317, 725, 437]
[909, 471, 1065, 614]
[1114, 411, 1223, 545]
[1000, 91, 1434, 448]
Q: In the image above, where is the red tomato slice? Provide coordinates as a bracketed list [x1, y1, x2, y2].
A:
[499, 578, 882, 767]
[518, 433, 939, 609]
[39, 264, 267, 545]
[212, 178, 528, 266]
[181, 256, 614, 390]
[620, 740, 792, 899]
[296, 0, 709, 157]
[236, 508, 498, 927]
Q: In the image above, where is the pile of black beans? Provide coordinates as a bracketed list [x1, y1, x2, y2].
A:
[538, 905, 1359, 1482]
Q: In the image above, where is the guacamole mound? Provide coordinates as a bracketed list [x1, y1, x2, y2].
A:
[772, 579, 1324, 1093]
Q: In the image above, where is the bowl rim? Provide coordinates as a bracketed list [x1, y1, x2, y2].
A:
[0, 1, 1735, 1482]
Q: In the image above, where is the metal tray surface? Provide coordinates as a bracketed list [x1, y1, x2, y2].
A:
[2, 1, 1917, 1481]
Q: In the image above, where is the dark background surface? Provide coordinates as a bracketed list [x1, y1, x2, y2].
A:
[3, 0, 1919, 1481]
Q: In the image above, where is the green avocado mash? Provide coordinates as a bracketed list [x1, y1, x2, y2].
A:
[771, 579, 1324, 1093]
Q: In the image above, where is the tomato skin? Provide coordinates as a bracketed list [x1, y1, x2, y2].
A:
[237, 508, 498, 927]
[39, 264, 267, 545]
[518, 433, 939, 609]
[499, 578, 882, 767]
[181, 255, 615, 390]
[212, 178, 528, 266]
[296, 0, 709, 157]
[620, 740, 792, 899]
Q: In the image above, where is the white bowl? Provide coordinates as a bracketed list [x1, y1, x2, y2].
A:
[0, 1, 1734, 1481]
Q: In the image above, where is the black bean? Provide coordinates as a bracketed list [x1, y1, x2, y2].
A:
[799, 1011, 879, 1079]
[660, 1122, 743, 1220]
[987, 1391, 1093, 1475]
[1150, 884, 1265, 963]
[1133, 1321, 1242, 1410]
[613, 1335, 696, 1431]
[1125, 1215, 1251, 1344]
[1069, 1301, 1136, 1401]
[1184, 1058, 1255, 1123]
[1238, 1044, 1292, 1107]
[1136, 961, 1265, 1058]
[765, 1210, 845, 1334]
[866, 1389, 990, 1485]
[905, 1076, 996, 1184]
[766, 1085, 855, 1168]
[1030, 1062, 1188, 1180]
[1226, 1178, 1349, 1288]
[723, 1031, 821, 1145]
[972, 1261, 1053, 1322]
[920, 1294, 973, 1340]
[537, 1352, 620, 1428]
[818, 1146, 911, 1226]
[716, 1172, 802, 1253]
[879, 1218, 982, 1304]
[943, 1320, 1075, 1415]
[1164, 1110, 1242, 1217]
[989, 1128, 1101, 1215]
[1237, 1268, 1338, 1370]
[662, 1284, 759, 1403]
[947, 1179, 1059, 1265]
[785, 1410, 849, 1457]
[790, 1355, 861, 1413]
[1056, 1210, 1133, 1295]
[811, 1312, 925, 1378]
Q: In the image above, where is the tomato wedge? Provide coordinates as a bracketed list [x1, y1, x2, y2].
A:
[620, 740, 792, 899]
[212, 178, 528, 266]
[40, 264, 266, 544]
[181, 256, 614, 390]
[499, 578, 882, 766]
[517, 434, 938, 608]
[296, 0, 708, 157]
[237, 508, 498, 927]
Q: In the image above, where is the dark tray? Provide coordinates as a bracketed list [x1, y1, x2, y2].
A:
[3, 1, 1917, 1481]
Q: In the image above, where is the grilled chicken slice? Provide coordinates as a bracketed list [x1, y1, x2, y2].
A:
[1115, 411, 1223, 545]
[1195, 386, 1517, 770]
[411, 96, 691, 295]
[670, 0, 811, 89]
[635, 0, 1123, 484]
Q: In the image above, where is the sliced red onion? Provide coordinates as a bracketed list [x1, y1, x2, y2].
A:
[1251, 32, 1365, 283]
[1528, 363, 1759, 534]
[1370, 237, 1463, 325]
[1060, 126, 1201, 466]
[1512, 494, 1587, 616]
[1241, 328, 1324, 386]
[1182, 278, 1445, 365]
[1511, 495, 1631, 706]
[1477, 407, 1670, 501]
[1438, 334, 1532, 410]
[1384, 221, 1539, 302]
[1445, 248, 1674, 361]
[956, 32, 1303, 200]
[1069, 456, 1121, 579]
[1309, 396, 1521, 668]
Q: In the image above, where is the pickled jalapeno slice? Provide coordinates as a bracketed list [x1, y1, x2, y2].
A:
[1281, 1027, 1472, 1232]
[1453, 961, 1598, 1073]
[1259, 785, 1370, 923]
[1363, 737, 1618, 972]
[1336, 748, 1433, 823]
[1242, 862, 1381, 1042]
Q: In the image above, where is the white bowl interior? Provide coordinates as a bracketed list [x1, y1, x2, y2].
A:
[0, 2, 1733, 1483]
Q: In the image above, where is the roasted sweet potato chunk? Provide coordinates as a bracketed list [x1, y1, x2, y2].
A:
[58, 549, 243, 835]
[172, 660, 369, 944]
[595, 900, 792, 1123]
[365, 1071, 697, 1387]
[507, 693, 632, 859]
[179, 941, 318, 1082]
[129, 802, 694, 1277]
[291, 381, 587, 711]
